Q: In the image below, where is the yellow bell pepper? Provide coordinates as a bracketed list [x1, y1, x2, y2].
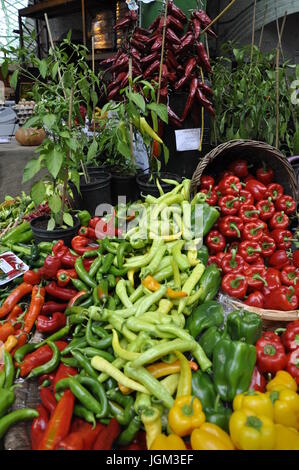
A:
[266, 389, 299, 430]
[168, 395, 205, 437]
[233, 390, 274, 420]
[150, 433, 186, 450]
[141, 406, 162, 450]
[191, 423, 235, 450]
[266, 370, 297, 393]
[274, 424, 299, 450]
[229, 409, 276, 450]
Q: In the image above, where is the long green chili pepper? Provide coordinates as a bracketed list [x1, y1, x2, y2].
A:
[109, 265, 128, 276]
[134, 392, 151, 415]
[71, 278, 89, 292]
[99, 253, 115, 274]
[27, 342, 60, 379]
[116, 242, 130, 269]
[135, 285, 167, 317]
[107, 274, 116, 289]
[78, 296, 93, 308]
[129, 284, 144, 303]
[154, 266, 174, 282]
[171, 240, 190, 271]
[76, 375, 109, 418]
[61, 357, 80, 368]
[14, 343, 35, 364]
[125, 363, 174, 409]
[141, 244, 167, 278]
[107, 314, 137, 342]
[68, 313, 88, 325]
[86, 318, 112, 349]
[71, 350, 99, 380]
[89, 256, 102, 278]
[109, 401, 124, 419]
[37, 325, 71, 348]
[0, 370, 6, 388]
[77, 348, 114, 362]
[75, 258, 97, 288]
[3, 351, 14, 389]
[117, 415, 141, 446]
[91, 324, 109, 339]
[130, 339, 195, 368]
[116, 399, 135, 426]
[107, 296, 116, 310]
[124, 238, 164, 269]
[102, 237, 118, 255]
[73, 404, 96, 427]
[178, 262, 205, 314]
[55, 376, 104, 415]
[0, 409, 39, 440]
[61, 337, 88, 356]
[116, 279, 133, 308]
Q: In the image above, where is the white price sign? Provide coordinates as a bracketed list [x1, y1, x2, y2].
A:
[175, 129, 201, 152]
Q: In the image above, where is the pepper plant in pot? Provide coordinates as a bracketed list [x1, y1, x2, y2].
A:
[1, 34, 100, 242]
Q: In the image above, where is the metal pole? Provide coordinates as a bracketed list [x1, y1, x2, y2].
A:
[81, 0, 86, 46]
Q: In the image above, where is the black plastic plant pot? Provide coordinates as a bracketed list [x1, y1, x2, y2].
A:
[111, 173, 138, 205]
[136, 172, 182, 199]
[70, 170, 112, 216]
[30, 215, 81, 247]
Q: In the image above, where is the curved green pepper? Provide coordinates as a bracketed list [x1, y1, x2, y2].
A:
[187, 300, 224, 339]
[199, 326, 230, 359]
[226, 309, 262, 345]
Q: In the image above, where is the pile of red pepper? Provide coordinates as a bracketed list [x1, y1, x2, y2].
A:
[251, 322, 299, 388]
[201, 159, 298, 310]
[101, 2, 215, 126]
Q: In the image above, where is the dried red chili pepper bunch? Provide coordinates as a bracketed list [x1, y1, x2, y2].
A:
[201, 159, 298, 310]
[101, 2, 215, 125]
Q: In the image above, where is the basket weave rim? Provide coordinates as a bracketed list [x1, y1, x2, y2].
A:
[190, 139, 298, 201]
[228, 297, 299, 322]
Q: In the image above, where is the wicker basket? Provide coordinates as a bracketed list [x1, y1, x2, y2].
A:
[190, 139, 299, 322]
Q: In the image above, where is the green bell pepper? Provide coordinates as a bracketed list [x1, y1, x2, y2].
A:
[212, 338, 257, 402]
[191, 203, 220, 237]
[186, 300, 224, 339]
[78, 210, 91, 227]
[226, 309, 262, 345]
[198, 326, 230, 359]
[191, 370, 232, 433]
[197, 245, 209, 266]
[197, 263, 221, 303]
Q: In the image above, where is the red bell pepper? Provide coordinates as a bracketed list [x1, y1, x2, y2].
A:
[207, 253, 225, 269]
[281, 320, 299, 352]
[266, 183, 284, 201]
[244, 291, 265, 308]
[221, 250, 245, 274]
[56, 269, 77, 288]
[31, 404, 49, 450]
[36, 313, 66, 333]
[71, 235, 97, 256]
[40, 387, 57, 415]
[268, 250, 290, 270]
[293, 251, 299, 268]
[264, 286, 298, 311]
[52, 240, 67, 257]
[256, 198, 275, 221]
[269, 211, 290, 230]
[41, 301, 68, 316]
[218, 195, 240, 216]
[238, 204, 260, 223]
[221, 273, 248, 299]
[45, 282, 78, 301]
[206, 230, 226, 254]
[270, 229, 293, 250]
[260, 234, 276, 257]
[89, 217, 102, 229]
[246, 265, 268, 292]
[38, 390, 75, 450]
[249, 366, 267, 392]
[252, 255, 265, 266]
[239, 190, 254, 205]
[201, 187, 218, 206]
[262, 268, 281, 296]
[19, 341, 67, 377]
[219, 216, 243, 238]
[256, 164, 274, 185]
[38, 255, 62, 280]
[239, 240, 262, 264]
[280, 266, 299, 287]
[242, 221, 267, 242]
[228, 159, 249, 178]
[244, 174, 255, 183]
[200, 176, 214, 189]
[78, 226, 96, 239]
[218, 175, 242, 196]
[275, 195, 296, 215]
[286, 348, 299, 385]
[256, 334, 287, 374]
[245, 179, 267, 202]
[23, 270, 41, 286]
[286, 350, 299, 385]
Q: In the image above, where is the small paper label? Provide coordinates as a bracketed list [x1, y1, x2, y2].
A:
[0, 258, 13, 274]
[175, 129, 201, 152]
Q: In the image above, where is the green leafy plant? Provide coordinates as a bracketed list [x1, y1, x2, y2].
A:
[94, 77, 169, 175]
[1, 33, 99, 230]
[212, 42, 299, 155]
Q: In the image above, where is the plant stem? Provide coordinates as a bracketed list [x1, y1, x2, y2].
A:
[44, 13, 67, 100]
[128, 57, 135, 166]
[157, 0, 169, 105]
[201, 0, 236, 34]
[250, 0, 257, 66]
[60, 88, 74, 226]
[275, 47, 280, 149]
